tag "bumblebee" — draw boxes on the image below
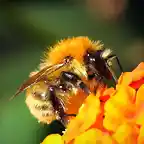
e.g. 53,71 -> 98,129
11,37 -> 123,125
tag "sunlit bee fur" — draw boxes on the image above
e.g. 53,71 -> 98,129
11,36 -> 123,125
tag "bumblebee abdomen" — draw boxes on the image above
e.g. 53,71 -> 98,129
25,91 -> 59,124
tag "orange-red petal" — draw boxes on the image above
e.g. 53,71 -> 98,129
63,94 -> 101,143
118,62 -> 144,89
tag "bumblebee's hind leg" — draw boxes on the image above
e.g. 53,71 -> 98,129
64,114 -> 77,117
55,71 -> 91,125
49,86 -> 76,126
49,71 -> 91,126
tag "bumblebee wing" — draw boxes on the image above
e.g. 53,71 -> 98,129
10,56 -> 73,100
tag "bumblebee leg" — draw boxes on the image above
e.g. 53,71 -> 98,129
49,86 -> 75,126
107,55 -> 123,73
60,71 -> 90,95
105,55 -> 123,84
49,86 -> 66,125
105,62 -> 117,84
64,113 -> 77,117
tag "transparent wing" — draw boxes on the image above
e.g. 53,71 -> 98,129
10,56 -> 73,100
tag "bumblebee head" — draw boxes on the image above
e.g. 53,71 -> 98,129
84,48 -> 123,82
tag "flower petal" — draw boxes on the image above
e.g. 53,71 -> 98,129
138,125 -> 144,144
135,84 -> 144,126
78,94 -> 100,131
118,72 -> 144,87
103,85 -> 136,131
118,62 -> 144,88
99,87 -> 115,102
74,128 -> 103,144
112,123 -> 139,144
118,72 -> 132,86
104,85 -> 136,116
136,84 -> 144,107
63,94 -> 101,143
115,85 -> 136,106
129,78 -> 144,89
74,128 -> 114,144
66,90 -> 87,116
132,62 -> 144,72
103,87 -> 115,96
103,115 -> 122,132
41,134 -> 64,144
136,106 -> 144,126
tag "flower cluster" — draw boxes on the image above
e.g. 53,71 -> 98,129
42,62 -> 144,144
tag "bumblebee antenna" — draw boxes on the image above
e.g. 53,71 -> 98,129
105,62 -> 118,84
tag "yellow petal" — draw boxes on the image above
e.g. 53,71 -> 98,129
74,128 -> 115,144
74,128 -> 103,144
112,123 -> 139,144
138,125 -> 144,144
104,99 -> 122,118
118,72 -> 133,86
135,85 -> 144,125
78,94 -> 100,132
118,62 -> 144,86
63,94 -> 101,143
136,108 -> 144,126
103,112 -> 122,132
114,85 -> 136,106
102,134 -> 115,144
132,62 -> 144,72
103,98 -> 123,131
103,86 -> 136,131
136,84 -> 144,107
41,134 -> 64,144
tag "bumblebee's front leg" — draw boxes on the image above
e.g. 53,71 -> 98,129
60,71 -> 90,95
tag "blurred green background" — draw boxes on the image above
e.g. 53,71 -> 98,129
0,0 -> 143,143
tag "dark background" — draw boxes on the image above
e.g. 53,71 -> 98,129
0,0 -> 144,143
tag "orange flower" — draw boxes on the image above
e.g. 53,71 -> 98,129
42,62 -> 144,144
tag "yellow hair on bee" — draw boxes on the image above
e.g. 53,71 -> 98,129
42,36 -> 104,66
